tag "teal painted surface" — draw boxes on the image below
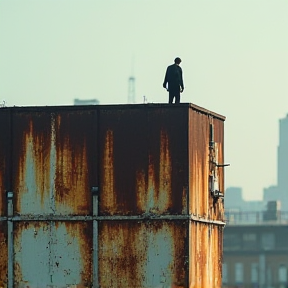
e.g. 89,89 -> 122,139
14,222 -> 92,287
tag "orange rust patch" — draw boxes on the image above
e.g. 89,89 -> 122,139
14,114 -> 52,213
99,220 -> 188,288
136,169 -> 147,211
158,130 -> 172,211
102,130 -> 116,213
136,130 -> 172,213
0,223 -> 7,287
54,112 -> 94,215
189,222 -> 223,288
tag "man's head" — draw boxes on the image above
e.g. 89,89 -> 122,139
174,57 -> 181,65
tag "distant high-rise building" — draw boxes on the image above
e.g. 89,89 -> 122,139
263,114 -> 288,210
128,76 -> 136,104
227,114 -> 288,212
263,185 -> 279,202
278,115 -> 288,192
223,114 -> 288,288
74,98 -> 99,105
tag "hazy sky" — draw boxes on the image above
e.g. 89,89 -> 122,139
1,0 -> 288,200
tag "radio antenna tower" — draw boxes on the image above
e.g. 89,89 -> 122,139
128,55 -> 136,104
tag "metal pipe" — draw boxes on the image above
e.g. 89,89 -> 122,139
92,187 -> 99,288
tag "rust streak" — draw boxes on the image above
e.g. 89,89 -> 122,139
99,221 -> 187,288
54,112 -> 92,215
158,130 -> 172,213
136,130 -> 172,214
136,169 -> 146,212
102,130 -> 116,213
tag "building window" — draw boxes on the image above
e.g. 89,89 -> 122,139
222,262 -> 228,284
243,233 -> 257,250
279,265 -> 287,283
261,233 -> 275,250
251,263 -> 258,284
224,233 -> 241,250
235,262 -> 244,285
267,267 -> 272,287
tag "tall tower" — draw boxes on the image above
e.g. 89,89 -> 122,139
128,76 -> 136,104
263,114 -> 288,210
278,115 -> 288,191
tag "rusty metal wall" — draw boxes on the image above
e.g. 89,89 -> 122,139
188,105 -> 225,221
0,109 -> 10,287
99,106 -> 189,216
13,221 -> 93,286
1,108 -> 97,288
189,222 -> 223,288
99,220 -> 188,287
187,105 -> 225,288
0,104 -> 225,288
12,109 -> 97,216
0,109 -> 10,217
212,113 -> 225,221
97,106 -> 190,287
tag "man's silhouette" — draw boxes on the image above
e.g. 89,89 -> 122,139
163,57 -> 184,104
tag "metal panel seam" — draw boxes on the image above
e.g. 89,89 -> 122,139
9,215 -> 226,225
190,215 -> 226,226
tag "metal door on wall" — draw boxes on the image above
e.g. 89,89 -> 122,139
0,108 -> 98,288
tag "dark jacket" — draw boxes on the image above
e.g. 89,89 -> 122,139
163,64 -> 184,92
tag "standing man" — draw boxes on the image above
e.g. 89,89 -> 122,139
163,57 -> 184,104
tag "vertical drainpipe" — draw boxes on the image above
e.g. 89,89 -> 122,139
7,191 -> 14,288
92,186 -> 99,288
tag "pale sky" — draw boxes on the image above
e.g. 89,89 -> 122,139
1,0 -> 288,201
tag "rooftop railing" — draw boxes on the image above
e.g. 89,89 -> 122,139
224,210 -> 288,225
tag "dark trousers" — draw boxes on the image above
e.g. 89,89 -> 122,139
168,90 -> 180,104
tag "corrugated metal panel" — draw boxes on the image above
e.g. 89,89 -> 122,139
188,109 -> 209,217
188,107 -> 225,221
189,222 -> 223,288
99,220 -> 188,288
99,107 -> 189,216
213,117 -> 225,221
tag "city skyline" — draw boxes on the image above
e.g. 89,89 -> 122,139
226,113 -> 288,207
1,1 -> 288,201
